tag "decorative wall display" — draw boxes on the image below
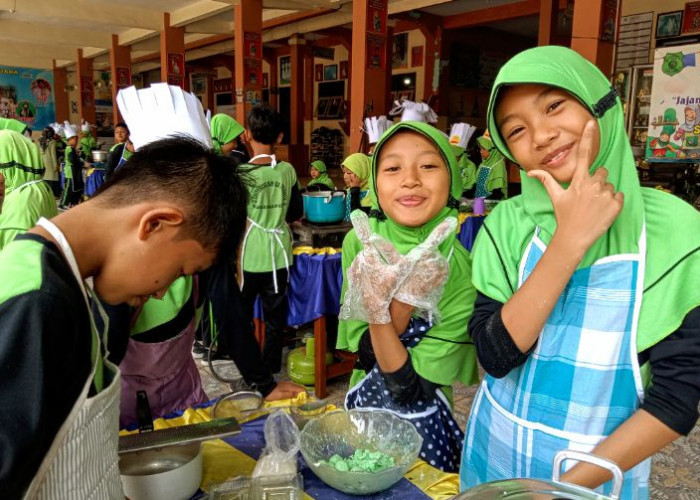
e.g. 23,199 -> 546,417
244,32 -> 262,58
167,75 -> 183,87
280,56 -> 291,85
367,34 -> 386,70
324,64 -> 338,81
167,53 -> 184,76
646,43 -> 700,160
366,0 -> 388,71
116,67 -> 131,88
244,57 -> 261,86
315,64 -> 323,82
392,32 -> 408,69
681,1 -> 700,35
0,65 -> 56,130
316,97 -> 330,118
657,11 -> 683,39
615,12 -> 653,69
80,76 -> 94,108
599,0 -> 618,42
367,0 -> 387,34
262,72 -> 269,88
310,126 -> 345,170
326,97 -> 342,118
411,46 -> 424,67
339,61 -> 348,80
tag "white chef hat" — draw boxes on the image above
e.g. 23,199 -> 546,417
363,115 -> 390,145
389,99 -> 438,124
63,121 -> 77,139
117,83 -> 212,151
49,122 -> 62,135
205,109 -> 212,129
81,120 -> 90,133
448,122 -> 477,150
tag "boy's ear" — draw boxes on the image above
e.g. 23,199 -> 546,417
137,207 -> 185,241
276,132 -> 284,144
243,129 -> 252,143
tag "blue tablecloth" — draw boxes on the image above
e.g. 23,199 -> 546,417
255,215 -> 485,327
85,169 -> 105,197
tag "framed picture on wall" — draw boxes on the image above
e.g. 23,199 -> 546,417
316,97 -> 330,118
315,64 -> 323,82
326,96 -> 342,118
392,32 -> 408,69
681,2 -> 700,35
657,11 -> 683,38
339,61 -> 348,79
280,56 -> 291,85
324,64 -> 338,81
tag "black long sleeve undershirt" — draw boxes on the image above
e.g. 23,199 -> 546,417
469,291 -> 700,435
286,183 -> 303,223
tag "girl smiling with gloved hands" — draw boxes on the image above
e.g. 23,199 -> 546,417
339,121 -> 479,472
460,47 -> 700,499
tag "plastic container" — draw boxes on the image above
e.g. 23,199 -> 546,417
302,191 -> 346,223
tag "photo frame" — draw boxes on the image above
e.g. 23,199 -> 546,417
392,32 -> 408,69
167,53 -> 184,76
316,97 -> 330,118
339,61 -> 348,79
262,72 -> 269,88
681,2 -> 700,35
280,56 -> 291,85
326,96 -> 342,118
324,64 -> 338,81
315,64 -> 323,82
656,11 -> 683,39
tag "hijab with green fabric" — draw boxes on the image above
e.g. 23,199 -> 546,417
342,153 -> 373,208
0,118 -> 28,135
0,130 -> 57,250
307,160 -> 334,190
452,144 -> 477,192
475,133 -> 508,197
472,45 -> 700,354
338,121 -> 479,392
210,114 -> 244,155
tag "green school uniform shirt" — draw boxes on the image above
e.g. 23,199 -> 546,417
240,160 -> 298,273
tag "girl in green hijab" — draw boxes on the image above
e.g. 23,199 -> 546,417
474,130 -> 507,199
210,113 -> 246,158
460,46 -> 700,499
0,130 -> 58,250
306,160 -> 334,191
341,152 -> 372,220
338,121 -> 479,472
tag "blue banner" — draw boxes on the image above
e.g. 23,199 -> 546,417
0,65 -> 56,132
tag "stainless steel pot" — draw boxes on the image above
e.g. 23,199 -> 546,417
119,442 -> 203,500
91,150 -> 108,162
453,450 -> 623,500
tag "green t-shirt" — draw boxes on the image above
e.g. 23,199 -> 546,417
240,160 -> 298,273
0,181 -> 57,251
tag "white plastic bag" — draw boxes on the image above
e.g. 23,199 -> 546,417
252,411 -> 300,478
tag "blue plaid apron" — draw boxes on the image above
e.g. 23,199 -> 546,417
461,227 -> 649,499
345,319 -> 465,472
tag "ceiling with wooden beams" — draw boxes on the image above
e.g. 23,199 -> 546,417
0,0 -> 532,72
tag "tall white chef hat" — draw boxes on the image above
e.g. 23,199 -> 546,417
448,122 -> 477,150
81,120 -> 90,133
389,99 -> 438,124
363,115 -> 390,145
63,121 -> 77,140
116,83 -> 212,151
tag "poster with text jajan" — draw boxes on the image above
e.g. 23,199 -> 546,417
0,65 -> 56,131
646,43 -> 700,160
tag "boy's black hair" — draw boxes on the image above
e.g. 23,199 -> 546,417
246,105 -> 282,145
114,122 -> 129,133
94,135 -> 248,257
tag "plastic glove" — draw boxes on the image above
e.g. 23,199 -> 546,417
340,211 -> 411,324
394,217 -> 457,324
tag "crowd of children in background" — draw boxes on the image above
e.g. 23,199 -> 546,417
0,45 -> 698,500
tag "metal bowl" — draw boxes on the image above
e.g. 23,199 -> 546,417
119,442 -> 203,500
300,409 -> 422,495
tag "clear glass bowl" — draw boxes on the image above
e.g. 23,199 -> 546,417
299,409 -> 422,495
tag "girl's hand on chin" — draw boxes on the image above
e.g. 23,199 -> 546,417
527,120 -> 624,255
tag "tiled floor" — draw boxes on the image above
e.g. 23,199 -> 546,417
198,347 -> 700,498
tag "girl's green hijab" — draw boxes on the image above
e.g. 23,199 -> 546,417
342,152 -> 373,208
210,114 -> 244,155
338,121 -> 479,389
475,132 -> 508,197
0,118 -> 28,135
474,46 -> 700,352
0,129 -> 44,193
307,160 -> 334,190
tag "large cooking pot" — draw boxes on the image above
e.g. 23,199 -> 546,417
303,191 -> 346,223
453,450 -> 623,500
91,150 -> 108,163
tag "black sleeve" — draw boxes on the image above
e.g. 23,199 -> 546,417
104,144 -> 124,181
203,262 -> 277,397
286,183 -> 303,223
67,148 -> 85,190
349,187 -> 362,212
357,330 -> 440,405
468,291 -> 535,378
488,190 -> 505,200
0,292 -> 91,499
639,306 -> 700,435
101,301 -> 133,366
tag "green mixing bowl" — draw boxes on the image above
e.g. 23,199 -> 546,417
300,409 -> 422,495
